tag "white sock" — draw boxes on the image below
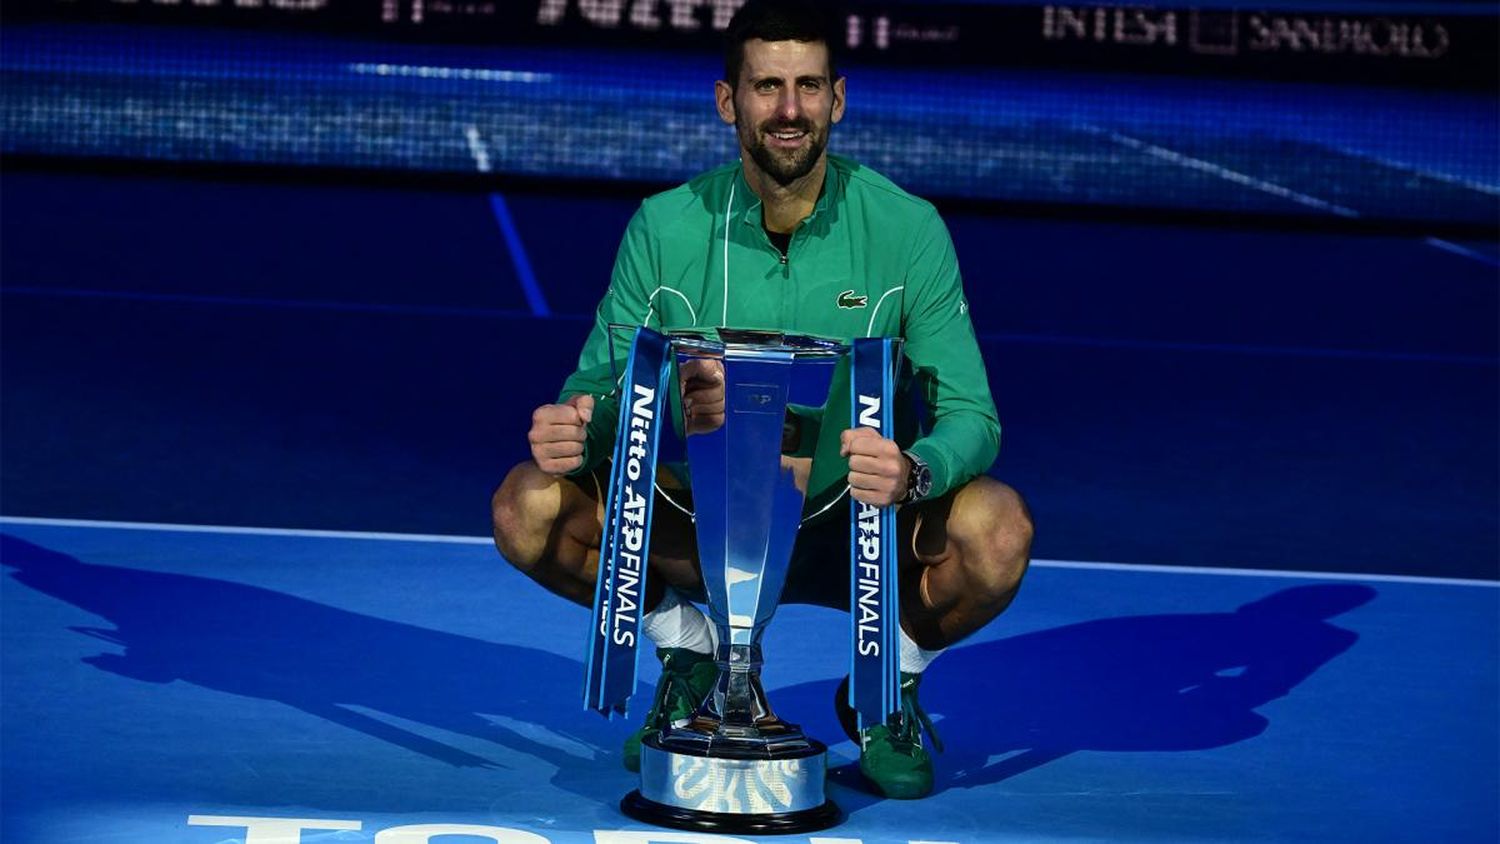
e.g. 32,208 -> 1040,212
899,627 -> 945,675
641,588 -> 717,655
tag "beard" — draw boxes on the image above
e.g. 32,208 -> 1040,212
739,115 -> 828,187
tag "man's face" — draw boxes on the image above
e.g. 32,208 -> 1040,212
716,39 -> 845,188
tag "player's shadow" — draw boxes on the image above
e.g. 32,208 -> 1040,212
0,533 -> 628,805
774,581 -> 1375,800
3,533 -> 1374,811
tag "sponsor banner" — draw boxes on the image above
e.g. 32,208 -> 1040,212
849,336 -> 902,730
584,326 -> 671,717
8,0 -> 1495,88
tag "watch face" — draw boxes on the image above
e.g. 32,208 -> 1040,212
905,451 -> 932,501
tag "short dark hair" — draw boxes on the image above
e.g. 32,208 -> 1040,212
722,0 -> 840,88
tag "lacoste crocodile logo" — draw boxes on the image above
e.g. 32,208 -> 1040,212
837,290 -> 868,309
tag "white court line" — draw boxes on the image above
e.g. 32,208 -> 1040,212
2,516 -> 1493,588
347,63 -> 554,84
1424,237 -> 1500,269
463,125 -> 492,173
1084,124 -> 1362,218
1083,124 -> 1498,269
0,515 -> 493,545
1342,149 -> 1500,197
1036,558 -> 1497,589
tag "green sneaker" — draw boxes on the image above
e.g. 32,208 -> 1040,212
835,672 -> 944,799
622,648 -> 718,772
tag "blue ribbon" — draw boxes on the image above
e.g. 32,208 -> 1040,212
849,337 -> 902,730
585,326 -> 671,717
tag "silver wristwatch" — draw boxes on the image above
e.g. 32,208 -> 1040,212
899,450 -> 932,505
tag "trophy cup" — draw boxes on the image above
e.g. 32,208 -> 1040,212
585,327 -> 903,834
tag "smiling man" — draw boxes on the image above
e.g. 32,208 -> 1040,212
492,0 -> 1033,800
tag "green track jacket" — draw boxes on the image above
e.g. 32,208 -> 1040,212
559,154 -> 1000,510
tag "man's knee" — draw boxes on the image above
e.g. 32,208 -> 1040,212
491,461 -> 574,573
950,478 -> 1034,604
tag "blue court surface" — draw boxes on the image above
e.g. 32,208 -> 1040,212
1,518 -> 1495,843
3,170 -> 1496,579
0,172 -> 1495,839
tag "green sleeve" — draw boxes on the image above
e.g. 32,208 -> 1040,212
901,210 -> 1001,498
558,204 -> 658,476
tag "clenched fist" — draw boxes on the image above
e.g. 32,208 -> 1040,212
528,394 -> 594,476
679,357 -> 726,437
841,426 -> 909,506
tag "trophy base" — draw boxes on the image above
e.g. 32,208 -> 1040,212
629,735 -> 839,832
621,790 -> 841,834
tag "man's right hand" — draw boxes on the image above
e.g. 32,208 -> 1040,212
528,394 -> 594,476
679,357 -> 726,437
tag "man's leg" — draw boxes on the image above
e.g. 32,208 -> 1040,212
900,476 -> 1033,650
844,476 -> 1033,799
490,461 -> 706,609
491,461 -> 610,608
490,460 -> 718,771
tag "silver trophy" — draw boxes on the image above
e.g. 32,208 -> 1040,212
619,328 -> 846,833
588,326 -> 901,832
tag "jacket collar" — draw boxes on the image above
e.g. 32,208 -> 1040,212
733,157 -> 839,230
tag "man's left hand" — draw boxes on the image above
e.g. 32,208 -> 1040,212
841,427 -> 908,506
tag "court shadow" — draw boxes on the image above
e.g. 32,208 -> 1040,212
0,533 -> 626,805
2,533 -> 1376,810
773,582 -> 1376,796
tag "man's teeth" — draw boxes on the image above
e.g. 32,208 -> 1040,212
773,131 -> 806,139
